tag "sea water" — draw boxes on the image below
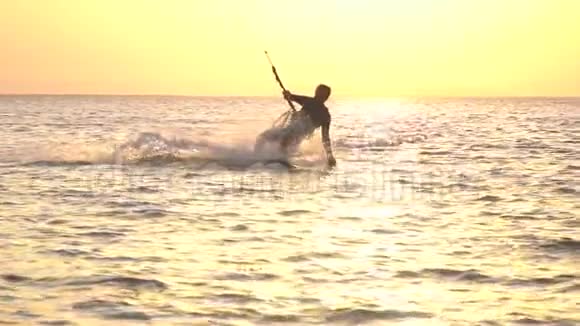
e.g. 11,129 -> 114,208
0,95 -> 578,325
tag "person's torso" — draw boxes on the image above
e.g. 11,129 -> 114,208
300,98 -> 330,128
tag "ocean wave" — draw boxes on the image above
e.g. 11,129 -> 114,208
559,284 -> 580,293
507,274 -> 576,286
44,248 -> 91,257
370,228 -> 399,234
500,214 -> 540,220
21,160 -> 95,167
229,224 -> 249,231
334,134 -> 427,149
19,153 -> 305,171
419,150 -> 452,156
212,272 -> 279,281
395,268 -> 576,289
2,274 -> 31,283
395,268 -> 495,283
1,274 -> 168,291
187,307 -> 261,320
132,207 -> 171,218
283,251 -> 349,263
555,186 -> 577,194
477,195 -> 503,202
259,314 -> 302,323
79,231 -> 126,238
103,311 -> 151,321
213,293 -> 264,304
278,209 -> 313,216
72,299 -> 151,321
539,238 -> 580,253
86,255 -> 165,263
325,308 -> 433,323
64,276 -> 168,290
72,299 -> 131,310
509,312 -> 577,326
38,320 -> 73,325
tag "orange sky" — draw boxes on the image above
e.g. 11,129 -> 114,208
1,0 -> 579,97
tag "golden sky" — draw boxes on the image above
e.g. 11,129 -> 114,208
1,0 -> 579,97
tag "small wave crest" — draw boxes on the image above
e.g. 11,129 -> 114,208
1,274 -> 167,291
334,133 -> 427,149
539,238 -> 580,253
325,308 -> 433,323
395,268 -> 495,283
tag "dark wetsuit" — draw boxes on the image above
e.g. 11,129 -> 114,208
287,94 -> 332,150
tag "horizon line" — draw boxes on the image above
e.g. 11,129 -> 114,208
0,93 -> 579,99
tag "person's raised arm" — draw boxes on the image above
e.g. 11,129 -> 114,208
283,90 -> 311,106
321,122 -> 336,167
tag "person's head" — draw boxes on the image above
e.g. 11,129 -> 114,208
314,84 -> 331,102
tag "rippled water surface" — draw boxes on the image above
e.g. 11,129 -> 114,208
0,96 -> 578,325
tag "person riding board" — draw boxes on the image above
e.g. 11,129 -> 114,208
255,84 -> 336,167
256,52 -> 336,167
282,85 -> 336,167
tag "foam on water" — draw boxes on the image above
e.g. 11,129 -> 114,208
5,129 -> 327,169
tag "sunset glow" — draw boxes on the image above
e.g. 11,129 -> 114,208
1,0 -> 579,96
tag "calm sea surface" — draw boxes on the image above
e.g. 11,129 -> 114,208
0,96 -> 578,325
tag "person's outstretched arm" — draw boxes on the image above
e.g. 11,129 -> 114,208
283,90 -> 311,106
321,122 -> 336,167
